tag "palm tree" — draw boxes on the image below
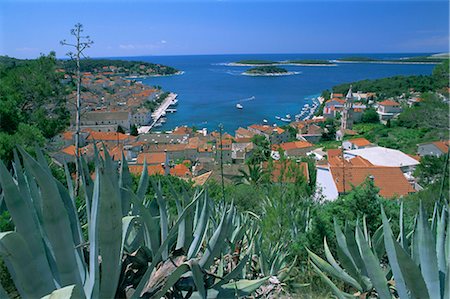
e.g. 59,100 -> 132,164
235,163 -> 268,185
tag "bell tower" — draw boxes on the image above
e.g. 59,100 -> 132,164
340,86 -> 354,132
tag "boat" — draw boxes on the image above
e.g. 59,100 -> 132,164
286,114 -> 291,119
170,99 -> 178,106
275,116 -> 281,120
263,119 -> 268,123
236,104 -> 243,109
280,118 -> 292,123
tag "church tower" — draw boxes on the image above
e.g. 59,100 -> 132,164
340,86 -> 354,132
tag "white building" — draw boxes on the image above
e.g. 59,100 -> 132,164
344,146 -> 420,173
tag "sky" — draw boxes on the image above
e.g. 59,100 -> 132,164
0,0 -> 448,58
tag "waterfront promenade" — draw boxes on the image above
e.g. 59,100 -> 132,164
145,93 -> 177,129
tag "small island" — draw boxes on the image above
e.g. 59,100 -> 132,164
243,66 -> 297,76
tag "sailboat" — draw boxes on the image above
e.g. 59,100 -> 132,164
236,103 -> 243,109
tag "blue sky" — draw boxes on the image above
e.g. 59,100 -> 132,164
0,0 -> 448,58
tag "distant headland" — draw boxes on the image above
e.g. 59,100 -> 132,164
229,59 -> 336,67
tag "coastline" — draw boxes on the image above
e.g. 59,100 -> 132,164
334,60 -> 440,65
126,70 -> 185,79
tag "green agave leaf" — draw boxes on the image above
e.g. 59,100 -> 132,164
175,195 -> 186,250
333,220 -> 359,275
417,203 -> 440,299
122,216 -> 138,256
85,168 -> 100,299
40,284 -> 86,299
133,192 -> 201,298
372,225 -> 385,260
323,238 -> 363,291
0,160 -> 55,293
212,255 -> 250,289
97,161 -> 123,299
307,246 -> 361,291
354,226 -> 391,299
381,207 -> 409,299
199,204 -> 231,268
79,155 -> 93,222
345,224 -> 367,278
188,194 -> 210,259
309,261 -> 354,299
0,231 -> 57,299
119,154 -> 132,216
63,162 -> 74,203
19,149 -> 82,287
136,159 -> 149,202
392,238 -> 430,299
399,201 -> 407,250
191,261 -> 206,299
219,277 -> 268,294
436,208 -> 446,274
151,179 -> 169,260
130,194 -> 160,255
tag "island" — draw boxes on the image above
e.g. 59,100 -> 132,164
60,58 -> 181,77
243,66 -> 296,76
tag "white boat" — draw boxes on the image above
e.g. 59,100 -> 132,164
275,116 -> 281,120
236,104 -> 243,109
286,114 -> 291,119
280,118 -> 292,123
263,119 -> 268,123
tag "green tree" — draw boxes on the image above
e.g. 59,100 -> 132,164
130,124 -> 139,136
117,125 -> 126,134
360,107 -> 379,123
0,53 -> 68,162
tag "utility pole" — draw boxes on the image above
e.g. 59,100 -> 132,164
61,23 -> 93,195
219,123 -> 225,201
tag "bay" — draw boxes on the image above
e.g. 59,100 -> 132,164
117,53 -> 436,133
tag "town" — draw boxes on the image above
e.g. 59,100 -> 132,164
51,63 -> 450,202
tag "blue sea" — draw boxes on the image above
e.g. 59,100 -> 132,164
118,53 -> 436,133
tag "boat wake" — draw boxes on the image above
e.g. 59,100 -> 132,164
234,96 -> 255,104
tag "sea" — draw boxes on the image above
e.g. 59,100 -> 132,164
117,53 -> 436,133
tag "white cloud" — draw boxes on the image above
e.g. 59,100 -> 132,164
160,40 -> 167,44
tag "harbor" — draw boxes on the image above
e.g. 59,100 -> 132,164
138,92 -> 178,134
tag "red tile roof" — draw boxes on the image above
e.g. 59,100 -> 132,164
347,138 -> 372,147
274,141 -> 314,151
330,165 -> 415,198
128,165 -> 165,176
87,131 -> 131,142
136,152 -> 167,164
379,100 -> 400,106
170,164 -> 191,177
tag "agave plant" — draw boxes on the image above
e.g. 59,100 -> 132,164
0,147 -> 268,298
308,203 -> 450,299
